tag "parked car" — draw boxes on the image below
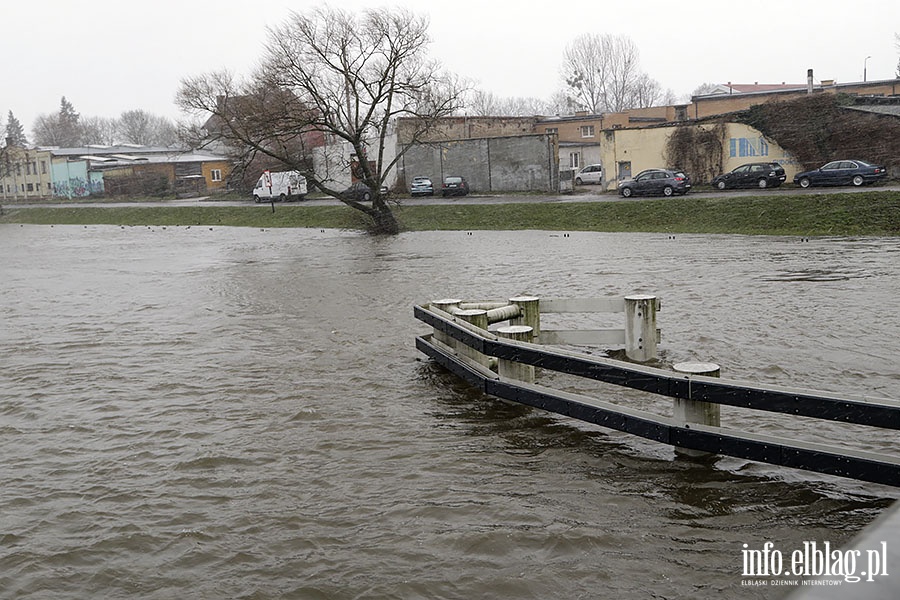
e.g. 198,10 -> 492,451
575,164 -> 603,185
409,176 -> 434,196
441,176 -> 469,197
793,160 -> 888,188
618,169 -> 691,197
341,181 -> 375,201
711,162 -> 786,190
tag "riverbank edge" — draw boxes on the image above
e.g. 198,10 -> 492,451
2,191 -> 899,237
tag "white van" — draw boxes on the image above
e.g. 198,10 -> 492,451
253,170 -> 308,202
575,164 -> 603,185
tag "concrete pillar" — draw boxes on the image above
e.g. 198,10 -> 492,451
456,308 -> 489,367
673,362 -> 721,458
624,294 -> 658,362
430,298 -> 461,349
509,296 -> 540,339
496,325 -> 535,383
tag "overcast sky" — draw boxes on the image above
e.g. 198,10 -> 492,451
4,0 -> 899,136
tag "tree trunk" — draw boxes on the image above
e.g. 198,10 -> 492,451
368,200 -> 400,235
341,197 -> 400,235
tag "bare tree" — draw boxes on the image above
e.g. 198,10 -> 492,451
118,110 -> 178,146
561,34 -> 667,113
465,90 -> 553,116
895,33 -> 900,77
691,83 -> 720,97
177,6 -> 464,234
81,116 -> 119,145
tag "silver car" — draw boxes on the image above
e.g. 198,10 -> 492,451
409,176 -> 434,196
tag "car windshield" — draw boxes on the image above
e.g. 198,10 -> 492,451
855,160 -> 876,167
445,177 -> 462,183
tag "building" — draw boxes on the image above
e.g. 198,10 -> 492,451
0,146 -> 54,200
49,145 -> 233,198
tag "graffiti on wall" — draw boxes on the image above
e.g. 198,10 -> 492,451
53,177 -> 104,198
729,137 -> 769,158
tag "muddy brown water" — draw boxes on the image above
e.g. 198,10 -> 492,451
1,225 -> 898,599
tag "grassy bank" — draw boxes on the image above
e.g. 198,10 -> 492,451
2,191 -> 899,236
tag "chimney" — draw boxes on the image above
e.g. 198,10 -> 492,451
807,69 -> 814,94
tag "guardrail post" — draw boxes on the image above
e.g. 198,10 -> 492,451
455,308 -> 490,367
624,295 -> 658,362
496,325 -> 535,383
673,362 -> 721,458
430,298 -> 461,349
509,296 -> 540,340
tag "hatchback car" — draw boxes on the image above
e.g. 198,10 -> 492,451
340,181 -> 387,201
712,162 -> 786,190
793,160 -> 887,188
618,169 -> 691,197
441,176 -> 469,197
409,176 -> 434,197
575,164 -> 603,185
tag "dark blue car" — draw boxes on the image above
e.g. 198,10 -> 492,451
793,159 -> 887,188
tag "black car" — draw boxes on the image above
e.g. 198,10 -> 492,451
340,181 -> 389,201
441,176 -> 469,197
793,160 -> 888,188
712,162 -> 786,190
618,169 -> 691,197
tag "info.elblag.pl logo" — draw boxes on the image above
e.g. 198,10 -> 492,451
742,541 -> 889,585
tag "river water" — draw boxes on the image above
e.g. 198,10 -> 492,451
1,224 -> 899,599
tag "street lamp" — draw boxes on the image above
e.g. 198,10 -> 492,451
864,56 -> 871,82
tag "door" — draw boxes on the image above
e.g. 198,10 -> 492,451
618,161 -> 632,181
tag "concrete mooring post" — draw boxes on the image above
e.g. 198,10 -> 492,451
430,298 -> 461,350
672,362 -> 721,458
624,295 -> 658,362
455,308 -> 490,368
496,325 -> 535,383
509,296 -> 540,340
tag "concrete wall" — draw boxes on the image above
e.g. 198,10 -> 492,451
399,133 -> 558,193
396,116 -> 541,144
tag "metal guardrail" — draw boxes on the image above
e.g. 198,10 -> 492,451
414,300 -> 900,487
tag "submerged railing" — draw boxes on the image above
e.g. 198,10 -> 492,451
414,296 -> 900,487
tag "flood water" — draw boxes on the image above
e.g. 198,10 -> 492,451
2,224 -> 899,599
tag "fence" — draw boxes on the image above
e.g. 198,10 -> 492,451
414,295 -> 900,487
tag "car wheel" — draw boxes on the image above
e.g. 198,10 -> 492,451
798,177 -> 811,188
279,194 -> 286,202
662,186 -> 673,197
716,180 -> 726,190
362,191 -> 371,201
852,175 -> 864,186
757,179 -> 768,189
621,187 -> 633,198
253,195 -> 261,203
575,178 -> 583,185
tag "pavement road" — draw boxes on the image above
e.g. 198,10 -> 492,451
6,183 -> 900,210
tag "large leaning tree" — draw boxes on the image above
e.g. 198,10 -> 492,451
177,6 -> 464,234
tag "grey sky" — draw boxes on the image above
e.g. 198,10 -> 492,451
4,0 -> 898,135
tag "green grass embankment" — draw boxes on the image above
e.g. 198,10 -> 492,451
2,191 -> 899,236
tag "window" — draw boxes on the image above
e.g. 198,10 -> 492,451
210,169 -> 222,182
580,125 -> 595,138
26,162 -> 32,175
545,127 -> 558,134
569,153 -> 580,169
41,161 -> 47,174
26,183 -> 34,191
